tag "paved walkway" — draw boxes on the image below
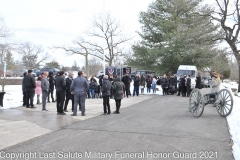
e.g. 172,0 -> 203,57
0,89 -> 233,160
0,95 -> 152,150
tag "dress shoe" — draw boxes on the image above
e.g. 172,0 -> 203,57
113,111 -> 120,114
71,114 -> 77,116
26,106 -> 30,108
81,113 -> 86,116
103,113 -> 107,115
63,110 -> 68,112
31,106 -> 36,109
107,112 -> 111,115
57,112 -> 66,115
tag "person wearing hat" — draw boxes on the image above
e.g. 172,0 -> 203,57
211,72 -> 221,93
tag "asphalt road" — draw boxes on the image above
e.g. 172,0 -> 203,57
1,93 -> 233,160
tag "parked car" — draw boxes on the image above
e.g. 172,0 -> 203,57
13,69 -> 36,77
38,68 -> 60,76
201,76 -> 211,88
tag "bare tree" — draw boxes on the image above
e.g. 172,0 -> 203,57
87,57 -> 103,76
18,42 -> 48,69
0,18 -> 11,38
205,0 -> 240,91
85,13 -> 132,66
54,38 -> 91,76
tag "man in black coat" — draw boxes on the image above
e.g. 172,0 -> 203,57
195,73 -> 202,89
55,71 -> 66,115
181,75 -> 187,97
186,75 -> 191,97
102,75 -> 112,115
64,72 -> 74,112
22,72 -> 27,107
133,74 -> 140,96
47,71 -> 55,102
121,74 -> 131,98
24,70 -> 36,108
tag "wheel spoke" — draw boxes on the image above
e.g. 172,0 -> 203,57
224,95 -> 230,101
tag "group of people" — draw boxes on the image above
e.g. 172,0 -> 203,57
22,70 -> 126,116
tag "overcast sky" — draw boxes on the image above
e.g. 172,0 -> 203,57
0,0 -> 153,68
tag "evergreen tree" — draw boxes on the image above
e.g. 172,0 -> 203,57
128,0 -> 221,74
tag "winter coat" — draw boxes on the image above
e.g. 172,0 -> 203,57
22,75 -> 27,92
112,78 -> 125,100
140,76 -> 146,87
146,77 -> 152,88
173,76 -> 177,84
161,77 -> 168,89
89,81 -> 97,90
35,81 -> 42,95
24,74 -> 36,91
186,77 -> 191,87
195,76 -> 201,89
121,75 -> 131,86
55,76 -> 66,92
181,76 -> 186,85
134,77 -> 140,86
102,79 -> 112,97
41,76 -> 49,92
66,77 -> 73,94
48,74 -> 55,90
211,77 -> 220,92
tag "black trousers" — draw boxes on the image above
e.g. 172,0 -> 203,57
26,91 -> 34,107
125,85 -> 130,97
181,85 -> 186,97
48,89 -> 54,101
186,86 -> 191,97
115,99 -> 122,113
103,95 -> 110,113
64,92 -> 74,111
56,91 -> 65,113
23,91 -> 27,105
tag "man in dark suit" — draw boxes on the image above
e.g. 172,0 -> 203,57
121,74 -> 131,98
22,72 -> 27,106
55,71 -> 66,115
24,70 -> 36,108
70,71 -> 89,116
64,72 -> 74,112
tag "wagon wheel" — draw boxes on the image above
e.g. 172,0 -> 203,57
215,89 -> 233,117
189,89 -> 205,117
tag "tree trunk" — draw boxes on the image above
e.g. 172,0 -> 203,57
85,52 -> 89,77
238,61 -> 240,92
229,43 -> 240,92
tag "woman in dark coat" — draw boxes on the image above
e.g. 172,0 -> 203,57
195,73 -> 201,89
112,77 -> 125,114
48,71 -> 55,102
